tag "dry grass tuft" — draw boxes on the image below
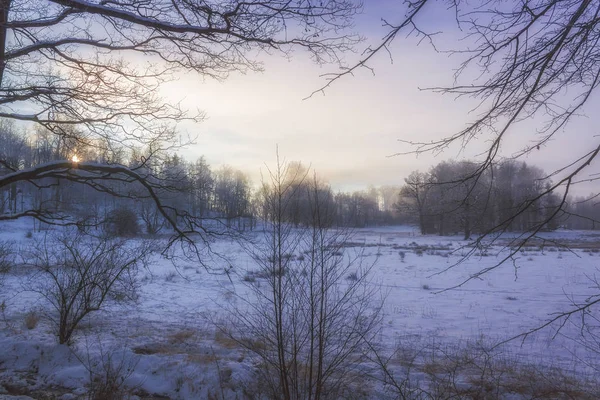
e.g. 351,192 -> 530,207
168,328 -> 196,344
383,339 -> 600,399
24,310 -> 40,330
214,329 -> 239,349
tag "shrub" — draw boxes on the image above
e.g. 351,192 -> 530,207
29,232 -> 150,344
104,207 -> 140,237
75,339 -> 140,400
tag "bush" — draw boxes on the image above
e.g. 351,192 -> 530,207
29,232 -> 150,344
74,338 -> 140,400
104,207 -> 140,237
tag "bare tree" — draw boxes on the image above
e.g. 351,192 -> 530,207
213,165 -> 252,229
139,198 -> 166,235
27,231 -> 151,344
189,156 -> 214,222
397,171 -> 432,234
222,159 -> 382,399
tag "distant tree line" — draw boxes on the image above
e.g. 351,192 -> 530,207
396,160 -> 600,236
0,122 -> 402,232
3,120 -> 598,234
563,195 -> 600,231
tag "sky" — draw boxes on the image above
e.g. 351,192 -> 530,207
161,0 -> 600,195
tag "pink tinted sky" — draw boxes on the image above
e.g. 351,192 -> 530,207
163,0 -> 600,195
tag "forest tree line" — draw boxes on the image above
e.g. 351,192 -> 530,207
396,160 -> 600,237
0,122 -> 400,232
1,121 -> 599,234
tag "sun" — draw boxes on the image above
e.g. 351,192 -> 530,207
72,155 -> 80,163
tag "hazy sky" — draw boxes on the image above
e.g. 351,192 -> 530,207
163,1 -> 600,194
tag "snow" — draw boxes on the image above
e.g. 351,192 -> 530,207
1,220 -> 599,397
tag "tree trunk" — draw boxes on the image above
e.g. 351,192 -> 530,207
0,0 -> 11,86
464,199 -> 471,240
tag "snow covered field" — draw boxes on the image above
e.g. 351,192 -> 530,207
0,219 -> 599,398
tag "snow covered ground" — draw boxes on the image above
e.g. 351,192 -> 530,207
0,219 -> 599,398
